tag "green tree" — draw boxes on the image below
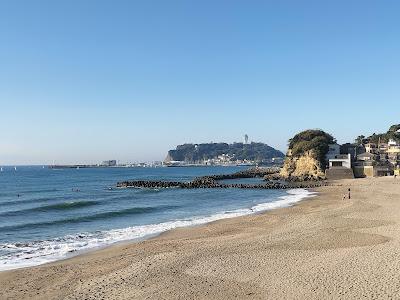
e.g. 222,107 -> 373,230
288,129 -> 335,170
355,135 -> 365,145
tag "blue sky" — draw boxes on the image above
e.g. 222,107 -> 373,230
0,1 -> 399,165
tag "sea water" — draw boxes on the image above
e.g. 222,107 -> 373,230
0,166 -> 314,270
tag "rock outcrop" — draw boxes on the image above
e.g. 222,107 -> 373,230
280,129 -> 335,181
280,150 -> 325,180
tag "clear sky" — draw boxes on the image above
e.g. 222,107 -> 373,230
0,1 -> 399,165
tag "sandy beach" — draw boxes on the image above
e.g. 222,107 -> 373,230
1,177 -> 400,299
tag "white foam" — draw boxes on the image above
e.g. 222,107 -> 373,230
0,189 -> 315,271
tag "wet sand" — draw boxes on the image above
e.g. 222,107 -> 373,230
1,177 -> 400,299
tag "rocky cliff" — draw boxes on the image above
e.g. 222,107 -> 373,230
280,130 -> 335,180
280,150 -> 325,180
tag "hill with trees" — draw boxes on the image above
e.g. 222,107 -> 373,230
281,129 -> 336,180
165,142 -> 284,163
355,124 -> 400,145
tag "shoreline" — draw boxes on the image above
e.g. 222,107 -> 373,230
1,177 -> 400,299
0,188 -> 314,272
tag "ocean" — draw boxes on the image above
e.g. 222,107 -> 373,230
0,166 -> 314,271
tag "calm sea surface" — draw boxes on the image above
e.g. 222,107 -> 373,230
0,166 -> 313,270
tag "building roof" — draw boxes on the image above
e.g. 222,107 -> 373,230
330,154 -> 350,160
357,152 -> 375,159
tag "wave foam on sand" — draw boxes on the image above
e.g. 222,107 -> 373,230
0,189 -> 315,271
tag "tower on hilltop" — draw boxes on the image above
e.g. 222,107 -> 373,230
244,134 -> 249,144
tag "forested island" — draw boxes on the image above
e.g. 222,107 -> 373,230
164,142 -> 284,166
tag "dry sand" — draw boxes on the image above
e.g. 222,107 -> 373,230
1,177 -> 400,299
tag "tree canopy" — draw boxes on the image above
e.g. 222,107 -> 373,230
365,124 -> 400,144
288,129 -> 336,167
166,142 -> 284,163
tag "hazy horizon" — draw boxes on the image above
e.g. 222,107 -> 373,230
1,1 -> 399,165
2,124 -> 398,166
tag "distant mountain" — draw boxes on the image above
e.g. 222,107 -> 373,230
165,142 -> 284,163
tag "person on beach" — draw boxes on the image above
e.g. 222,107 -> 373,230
348,188 -> 351,199
342,194 -> 347,200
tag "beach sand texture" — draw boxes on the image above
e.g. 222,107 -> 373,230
1,177 -> 400,299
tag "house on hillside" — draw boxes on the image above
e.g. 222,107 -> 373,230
387,139 -> 400,167
328,154 -> 352,168
353,151 -> 393,178
378,143 -> 389,153
365,143 -> 378,154
348,125 -> 400,178
357,152 -> 376,162
325,147 -> 354,180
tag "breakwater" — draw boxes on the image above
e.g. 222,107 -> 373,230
117,167 -> 327,190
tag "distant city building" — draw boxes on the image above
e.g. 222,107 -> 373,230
102,160 -> 117,167
271,157 -> 284,163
